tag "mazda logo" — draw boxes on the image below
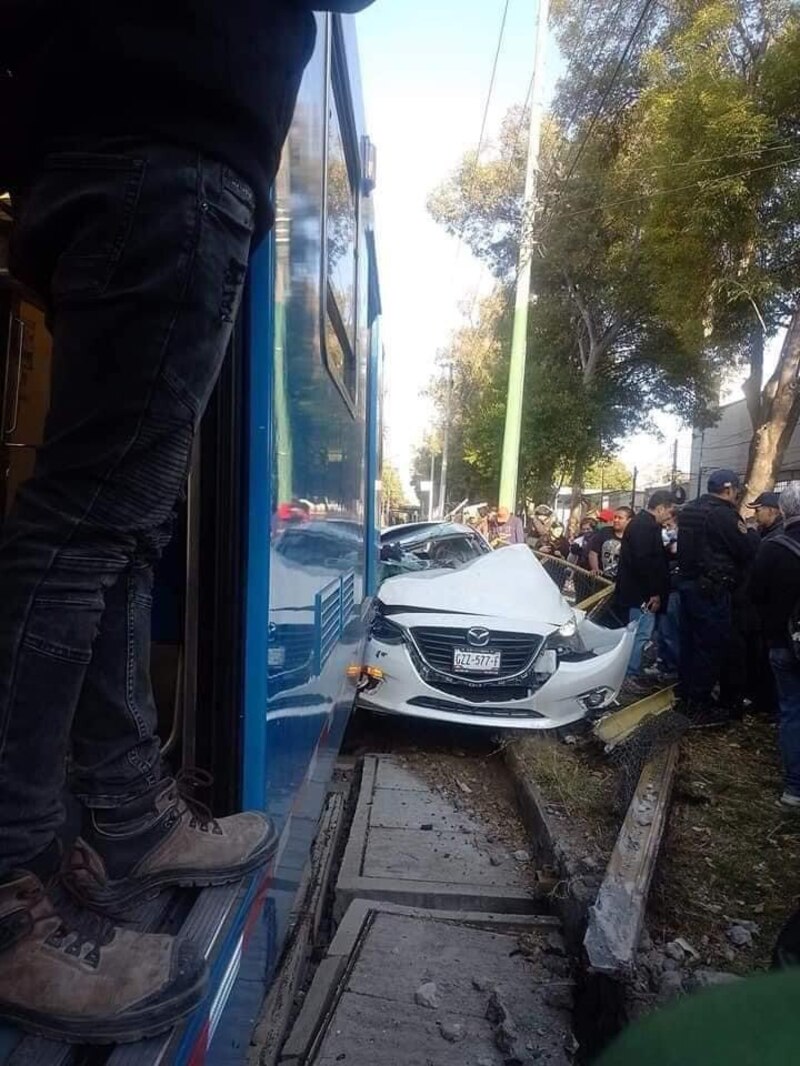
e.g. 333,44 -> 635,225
466,627 -> 491,647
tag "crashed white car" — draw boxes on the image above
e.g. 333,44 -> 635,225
359,531 -> 634,730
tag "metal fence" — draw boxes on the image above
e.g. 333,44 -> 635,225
532,551 -> 615,619
533,548 -> 692,808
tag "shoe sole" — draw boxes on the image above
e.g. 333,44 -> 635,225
0,963 -> 207,1044
77,823 -> 279,908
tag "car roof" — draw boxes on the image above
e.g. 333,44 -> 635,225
380,521 -> 478,547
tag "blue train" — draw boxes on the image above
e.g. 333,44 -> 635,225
0,11 -> 381,1064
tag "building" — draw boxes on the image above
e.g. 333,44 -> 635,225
689,398 -> 800,497
552,481 -> 689,526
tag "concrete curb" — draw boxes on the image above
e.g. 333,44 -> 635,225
584,743 -> 678,977
503,742 -> 602,952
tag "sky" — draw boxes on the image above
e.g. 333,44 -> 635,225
356,0 -> 559,490
354,0 -> 774,497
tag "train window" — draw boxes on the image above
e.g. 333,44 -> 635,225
323,38 -> 359,408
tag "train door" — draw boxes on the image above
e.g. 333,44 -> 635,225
0,203 -> 245,819
0,190 -> 257,1064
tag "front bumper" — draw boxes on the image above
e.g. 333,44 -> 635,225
357,622 -> 635,730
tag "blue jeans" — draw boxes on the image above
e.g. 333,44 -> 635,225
657,591 -> 681,673
0,145 -> 255,874
627,607 -> 656,676
769,648 -> 800,796
678,579 -> 732,703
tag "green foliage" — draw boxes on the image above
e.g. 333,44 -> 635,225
380,461 -> 407,511
626,3 -> 800,356
584,457 -> 634,492
424,0 -> 799,501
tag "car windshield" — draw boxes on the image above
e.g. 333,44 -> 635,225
380,525 -> 489,578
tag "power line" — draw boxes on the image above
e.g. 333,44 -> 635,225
463,0 -> 606,329
474,0 -> 512,170
558,0 -> 627,137
638,140 -> 799,172
551,153 -> 800,222
462,70 -> 535,329
448,0 -> 512,289
464,0 -> 614,329
497,156 -> 799,357
557,0 -> 658,191
497,0 -> 658,297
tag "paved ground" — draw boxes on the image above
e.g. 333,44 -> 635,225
278,755 -> 576,1065
336,755 -> 540,915
282,902 -> 574,1066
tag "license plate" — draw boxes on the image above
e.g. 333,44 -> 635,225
268,645 -> 286,668
453,648 -> 501,673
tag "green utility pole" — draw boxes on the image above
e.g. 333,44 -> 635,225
498,0 -> 549,512
437,363 -> 454,519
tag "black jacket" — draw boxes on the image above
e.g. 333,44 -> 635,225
677,494 -> 757,584
750,520 -> 800,648
2,1 -> 373,231
761,516 -> 784,540
615,509 -> 670,611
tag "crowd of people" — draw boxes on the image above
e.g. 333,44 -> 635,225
516,469 -> 800,810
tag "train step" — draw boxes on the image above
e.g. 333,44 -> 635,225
1,870 -> 269,1066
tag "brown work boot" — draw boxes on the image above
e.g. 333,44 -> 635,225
66,776 -> 278,908
0,871 -> 206,1043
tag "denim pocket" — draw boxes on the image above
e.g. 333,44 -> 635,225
211,169 -> 256,235
15,153 -> 146,300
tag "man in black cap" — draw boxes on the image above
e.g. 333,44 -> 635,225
750,481 -> 800,807
676,469 -> 758,725
748,491 -> 784,540
739,490 -> 783,716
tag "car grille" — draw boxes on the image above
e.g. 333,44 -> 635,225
408,696 -> 545,719
429,682 -> 532,703
410,626 -> 543,679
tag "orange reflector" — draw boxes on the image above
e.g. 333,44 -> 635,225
364,666 -> 384,681
346,664 -> 361,679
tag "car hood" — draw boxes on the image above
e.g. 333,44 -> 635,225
378,544 -> 573,628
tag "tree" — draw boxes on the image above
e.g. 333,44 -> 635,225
428,102 -> 713,514
615,4 -> 800,503
584,457 -> 633,493
427,0 -> 799,516
380,461 -> 407,520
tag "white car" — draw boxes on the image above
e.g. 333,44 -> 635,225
359,529 -> 634,731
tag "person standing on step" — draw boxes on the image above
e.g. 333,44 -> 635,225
0,0 -> 374,1044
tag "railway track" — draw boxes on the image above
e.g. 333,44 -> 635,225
249,697 -> 687,1065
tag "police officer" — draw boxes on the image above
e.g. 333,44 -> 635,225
677,469 -> 758,725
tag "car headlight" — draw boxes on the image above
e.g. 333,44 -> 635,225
544,615 -> 588,659
370,614 -> 405,645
